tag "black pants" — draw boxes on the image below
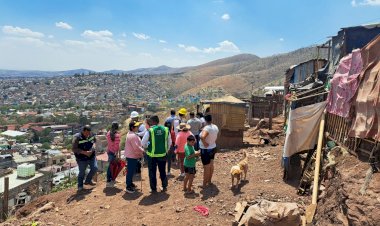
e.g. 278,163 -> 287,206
147,156 -> 168,191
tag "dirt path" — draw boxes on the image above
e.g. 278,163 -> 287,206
5,142 -> 308,226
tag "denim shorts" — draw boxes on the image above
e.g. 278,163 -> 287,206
184,166 -> 196,174
200,148 -> 215,165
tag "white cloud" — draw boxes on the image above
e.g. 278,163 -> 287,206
159,39 -> 167,43
139,52 -> 153,58
48,35 -> 54,39
133,32 -> 150,40
162,48 -> 175,52
279,38 -> 284,42
178,44 -> 202,52
203,40 -> 240,53
178,40 -> 240,54
81,30 -> 113,41
121,32 -> 127,37
2,25 -> 44,38
221,13 -> 230,21
55,22 -> 73,30
351,0 -> 380,6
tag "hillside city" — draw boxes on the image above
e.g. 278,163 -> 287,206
0,1 -> 379,224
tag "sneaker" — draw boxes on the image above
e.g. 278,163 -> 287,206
84,181 -> 96,186
125,187 -> 135,193
77,187 -> 83,192
161,187 -> 168,192
106,182 -> 114,188
150,189 -> 157,194
167,172 -> 171,176
131,183 -> 137,188
180,173 -> 185,177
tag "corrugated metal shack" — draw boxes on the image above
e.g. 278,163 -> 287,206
201,96 -> 247,149
282,23 -> 380,198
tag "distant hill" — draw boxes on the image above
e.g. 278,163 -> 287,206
0,65 -> 189,77
150,47 -> 327,98
125,65 -> 191,75
0,46 -> 326,98
0,69 -> 95,77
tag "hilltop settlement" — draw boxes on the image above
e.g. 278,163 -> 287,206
1,23 -> 380,226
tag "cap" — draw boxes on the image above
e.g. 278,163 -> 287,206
130,111 -> 139,118
178,108 -> 187,115
129,121 -> 142,128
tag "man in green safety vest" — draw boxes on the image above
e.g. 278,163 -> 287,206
142,115 -> 172,193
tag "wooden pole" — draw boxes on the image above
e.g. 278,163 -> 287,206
2,177 -> 9,220
269,99 -> 273,130
306,111 -> 326,224
312,111 -> 325,204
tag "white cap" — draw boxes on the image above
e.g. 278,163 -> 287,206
130,111 -> 139,118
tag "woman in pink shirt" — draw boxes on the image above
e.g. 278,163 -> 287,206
106,122 -> 121,187
124,121 -> 145,193
175,123 -> 193,177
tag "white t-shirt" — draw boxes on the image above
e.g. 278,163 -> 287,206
199,124 -> 219,149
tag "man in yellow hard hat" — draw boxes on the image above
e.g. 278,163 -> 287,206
173,108 -> 187,136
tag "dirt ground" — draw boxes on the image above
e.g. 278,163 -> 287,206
313,154 -> 380,226
4,122 -> 309,225
3,116 -> 379,226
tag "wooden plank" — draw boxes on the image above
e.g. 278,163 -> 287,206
235,201 -> 248,222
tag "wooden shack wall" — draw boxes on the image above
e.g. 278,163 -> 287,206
325,112 -> 375,159
209,103 -> 246,130
251,95 -> 283,119
208,103 -> 246,148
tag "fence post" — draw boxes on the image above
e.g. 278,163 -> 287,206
269,99 -> 273,130
2,177 -> 9,221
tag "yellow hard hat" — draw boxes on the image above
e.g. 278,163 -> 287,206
178,108 -> 187,115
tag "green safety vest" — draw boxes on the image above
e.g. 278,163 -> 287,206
147,125 -> 169,157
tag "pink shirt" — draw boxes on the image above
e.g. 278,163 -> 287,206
106,131 -> 121,154
124,132 -> 144,159
175,131 -> 193,153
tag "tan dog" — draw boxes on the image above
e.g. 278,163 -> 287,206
231,151 -> 248,188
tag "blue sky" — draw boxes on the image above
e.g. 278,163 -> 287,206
0,0 -> 379,71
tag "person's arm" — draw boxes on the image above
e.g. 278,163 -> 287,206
141,130 -> 150,148
131,135 -> 145,154
167,132 -> 172,150
200,129 -> 210,148
136,124 -> 146,137
185,147 -> 199,159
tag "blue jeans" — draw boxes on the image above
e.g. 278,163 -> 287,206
77,156 -> 98,188
106,152 -> 116,182
126,158 -> 138,188
147,156 -> 167,191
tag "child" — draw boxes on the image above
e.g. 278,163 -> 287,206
183,135 -> 200,193
175,123 -> 193,177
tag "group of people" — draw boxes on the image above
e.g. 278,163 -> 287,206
72,108 -> 219,194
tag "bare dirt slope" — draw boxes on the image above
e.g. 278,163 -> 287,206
5,140 -> 307,225
314,154 -> 380,226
